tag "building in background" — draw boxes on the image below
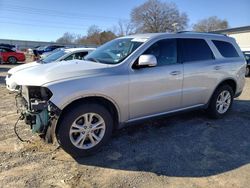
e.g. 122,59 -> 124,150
215,26 -> 250,51
0,38 -> 97,50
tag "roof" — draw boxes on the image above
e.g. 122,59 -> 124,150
0,46 -> 13,50
64,47 -> 96,52
213,26 -> 250,34
124,31 -> 229,41
122,33 -> 164,39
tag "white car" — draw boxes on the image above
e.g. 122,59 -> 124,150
5,47 -> 95,91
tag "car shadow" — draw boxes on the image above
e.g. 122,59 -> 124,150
0,67 -> 11,73
75,99 -> 250,177
0,76 -> 6,84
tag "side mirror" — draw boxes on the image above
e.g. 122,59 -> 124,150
138,55 -> 157,67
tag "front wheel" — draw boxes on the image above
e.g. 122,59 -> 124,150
56,103 -> 113,157
207,85 -> 234,118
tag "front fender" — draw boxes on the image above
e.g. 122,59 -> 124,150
44,76 -> 129,123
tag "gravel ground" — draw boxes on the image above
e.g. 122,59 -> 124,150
0,64 -> 250,188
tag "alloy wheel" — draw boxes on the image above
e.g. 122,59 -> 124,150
69,112 -> 106,149
216,90 -> 231,114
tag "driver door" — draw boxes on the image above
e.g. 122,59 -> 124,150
129,39 -> 183,120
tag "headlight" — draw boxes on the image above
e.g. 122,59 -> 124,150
28,86 -> 53,101
21,86 -> 53,102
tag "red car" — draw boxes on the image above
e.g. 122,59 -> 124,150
0,47 -> 25,64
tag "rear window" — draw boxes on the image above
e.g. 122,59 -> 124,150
212,40 -> 239,58
180,39 -> 214,62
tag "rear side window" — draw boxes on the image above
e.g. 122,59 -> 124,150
180,39 -> 214,62
212,40 -> 239,58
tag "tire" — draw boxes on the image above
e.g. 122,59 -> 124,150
7,56 -> 17,64
246,66 -> 250,77
56,103 -> 113,157
207,85 -> 234,118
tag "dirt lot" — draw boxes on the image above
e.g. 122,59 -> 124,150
0,64 -> 250,188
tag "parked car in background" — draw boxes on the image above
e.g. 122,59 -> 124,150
243,51 -> 250,76
11,32 -> 246,157
0,47 -> 25,64
40,47 -> 65,59
0,43 -> 16,50
6,47 -> 95,91
40,47 -> 95,63
34,45 -> 65,55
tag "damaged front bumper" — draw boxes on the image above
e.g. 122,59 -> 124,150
15,86 -> 61,139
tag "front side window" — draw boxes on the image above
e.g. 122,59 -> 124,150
180,38 -> 214,62
84,38 -> 144,64
64,51 -> 89,61
74,52 -> 88,60
143,39 -> 177,66
212,40 -> 239,58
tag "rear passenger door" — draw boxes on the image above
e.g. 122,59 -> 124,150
179,38 -> 217,107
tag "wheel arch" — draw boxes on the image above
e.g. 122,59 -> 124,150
215,78 -> 237,95
207,78 -> 237,107
55,95 -> 120,132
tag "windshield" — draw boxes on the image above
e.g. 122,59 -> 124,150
42,49 -> 67,63
84,38 -> 144,64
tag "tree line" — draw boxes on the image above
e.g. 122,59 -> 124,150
56,0 -> 229,45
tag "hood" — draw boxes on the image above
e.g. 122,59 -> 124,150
8,62 -> 39,74
14,60 -> 110,86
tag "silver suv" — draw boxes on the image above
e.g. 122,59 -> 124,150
13,32 -> 246,157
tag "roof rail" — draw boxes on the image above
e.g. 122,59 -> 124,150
176,31 -> 228,37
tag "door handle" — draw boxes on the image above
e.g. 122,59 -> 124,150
170,71 -> 181,75
214,66 -> 222,70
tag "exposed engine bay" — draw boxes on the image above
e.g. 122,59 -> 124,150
15,86 -> 60,141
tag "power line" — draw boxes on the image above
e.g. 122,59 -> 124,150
2,8 -> 117,23
0,21 -> 91,30
0,16 -> 108,29
1,3 -> 126,21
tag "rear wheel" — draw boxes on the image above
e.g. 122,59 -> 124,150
56,103 -> 113,157
7,56 -> 17,64
207,85 -> 234,118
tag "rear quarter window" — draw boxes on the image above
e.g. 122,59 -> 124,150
212,40 -> 239,58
